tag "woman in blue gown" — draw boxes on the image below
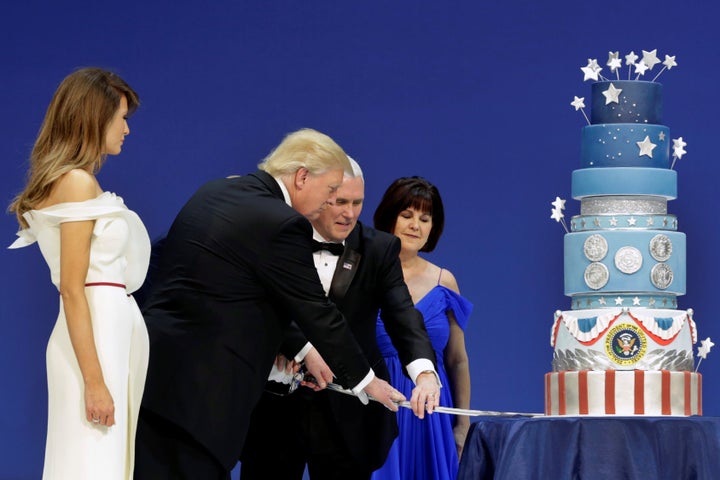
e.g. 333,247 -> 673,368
372,176 -> 473,480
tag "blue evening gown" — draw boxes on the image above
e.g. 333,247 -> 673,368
372,285 -> 473,480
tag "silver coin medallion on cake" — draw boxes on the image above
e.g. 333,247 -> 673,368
649,234 -> 673,262
614,246 -> 643,274
583,234 -> 608,262
584,262 -> 609,290
650,263 -> 674,289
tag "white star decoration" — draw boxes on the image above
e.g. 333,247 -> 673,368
642,49 -> 661,70
625,51 -> 638,66
634,61 -> 649,77
673,145 -> 687,159
615,297 -> 624,305
550,197 -> 569,233
658,132 -> 665,141
671,137 -> 688,168
607,57 -> 622,72
698,338 -> 715,360
663,55 -> 677,69
673,137 -> 688,155
609,217 -> 618,226
633,297 -> 641,306
652,53 -> 678,82
607,51 -> 621,74
637,136 -> 657,157
571,96 -> 590,124
627,217 -> 637,226
581,59 -> 601,81
602,83 -> 622,104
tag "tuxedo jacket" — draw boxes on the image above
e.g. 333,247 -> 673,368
276,221 -> 437,469
140,171 -> 372,470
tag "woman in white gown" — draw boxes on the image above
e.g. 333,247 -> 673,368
8,68 -> 150,480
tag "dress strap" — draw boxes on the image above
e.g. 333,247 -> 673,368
437,267 -> 443,285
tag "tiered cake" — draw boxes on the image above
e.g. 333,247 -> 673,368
545,51 -> 702,416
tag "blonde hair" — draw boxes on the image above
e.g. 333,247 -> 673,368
258,128 -> 351,178
9,67 -> 139,227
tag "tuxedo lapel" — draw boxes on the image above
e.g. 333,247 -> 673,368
329,226 -> 362,301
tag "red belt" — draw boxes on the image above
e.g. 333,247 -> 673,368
85,282 -> 127,289
84,282 -> 131,297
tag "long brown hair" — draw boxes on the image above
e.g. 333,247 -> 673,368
9,67 -> 139,227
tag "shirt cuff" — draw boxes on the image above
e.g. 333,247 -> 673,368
294,342 -> 313,363
350,369 -> 375,395
407,359 -> 442,387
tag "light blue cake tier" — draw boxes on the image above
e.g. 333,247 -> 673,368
572,167 -> 677,199
564,230 -> 686,296
591,80 -> 662,124
581,124 -> 670,168
571,214 -> 677,232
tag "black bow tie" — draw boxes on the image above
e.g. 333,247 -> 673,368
311,240 -> 344,256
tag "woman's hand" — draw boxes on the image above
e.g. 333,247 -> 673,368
85,380 -> 115,427
453,422 -> 470,458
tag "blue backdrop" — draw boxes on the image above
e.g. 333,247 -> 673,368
2,1 -> 720,478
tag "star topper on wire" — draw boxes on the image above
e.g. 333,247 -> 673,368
579,49 -> 677,82
550,196 -> 569,233
695,337 -> 714,372
671,136 -> 688,169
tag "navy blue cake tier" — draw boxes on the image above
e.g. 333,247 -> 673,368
590,80 -> 662,124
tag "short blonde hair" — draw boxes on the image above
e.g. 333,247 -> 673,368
258,128 -> 351,178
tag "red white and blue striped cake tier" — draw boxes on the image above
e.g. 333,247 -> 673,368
545,370 -> 702,416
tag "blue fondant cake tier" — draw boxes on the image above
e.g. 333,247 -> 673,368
581,124 -> 670,168
572,167 -> 677,199
563,229 -> 686,296
591,80 -> 662,124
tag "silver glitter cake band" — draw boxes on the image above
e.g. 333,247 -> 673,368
581,196 -> 667,215
552,348 -> 694,372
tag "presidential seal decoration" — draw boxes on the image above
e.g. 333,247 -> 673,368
614,246 -> 643,274
583,234 -> 608,261
605,323 -> 647,366
584,262 -> 609,290
649,234 -> 673,262
651,263 -> 674,289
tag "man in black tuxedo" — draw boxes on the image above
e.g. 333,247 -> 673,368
134,129 -> 414,479
240,158 -> 441,479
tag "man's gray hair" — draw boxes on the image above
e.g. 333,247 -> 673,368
346,156 -> 363,181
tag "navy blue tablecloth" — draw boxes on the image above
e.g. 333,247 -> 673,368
458,415 -> 720,480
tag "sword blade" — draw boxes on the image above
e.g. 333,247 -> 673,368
325,382 -> 542,417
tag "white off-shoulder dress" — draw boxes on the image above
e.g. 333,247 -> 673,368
10,192 -> 151,480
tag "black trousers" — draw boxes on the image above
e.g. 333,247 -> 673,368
134,407 -> 231,480
240,390 -> 372,480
